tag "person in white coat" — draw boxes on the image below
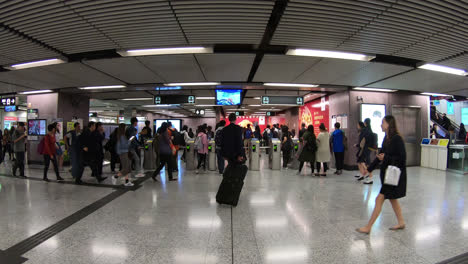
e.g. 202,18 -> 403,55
315,123 -> 330,176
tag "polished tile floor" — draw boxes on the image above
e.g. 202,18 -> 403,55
0,156 -> 467,264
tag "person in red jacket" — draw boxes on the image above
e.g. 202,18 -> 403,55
43,124 -> 64,182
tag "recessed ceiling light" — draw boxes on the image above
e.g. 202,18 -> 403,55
164,82 -> 220,86
118,46 -> 213,57
353,87 -> 397,92
79,85 -> 126,90
286,48 -> 375,61
264,83 -> 318,87
7,58 -> 66,70
420,92 -> 451,97
120,98 -> 152,101
418,64 -> 467,76
19,89 -> 54,95
253,97 -> 261,99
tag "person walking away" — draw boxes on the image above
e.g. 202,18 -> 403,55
195,125 -> 209,174
188,128 -> 195,138
105,127 -> 121,173
215,121 -> 226,175
152,122 -> 177,182
254,125 -> 261,139
299,123 -> 307,140
144,120 -> 152,138
297,125 -> 317,175
221,113 -> 245,165
76,122 -> 107,184
4,128 -> 12,161
207,126 -> 214,140
12,122 -> 27,177
357,115 -> 407,234
9,127 -> 16,161
114,123 -> 134,187
244,124 -> 253,160
363,118 -> 376,184
355,122 -> 371,181
167,122 -> 180,172
64,122 -> 81,176
127,117 -> 144,177
330,122 -> 345,175
457,123 -> 466,141
281,126 -> 292,169
315,123 -> 330,176
42,124 -> 64,182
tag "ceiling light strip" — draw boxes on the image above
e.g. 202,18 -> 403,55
79,85 -> 126,90
420,92 -> 451,97
264,83 -> 318,88
353,87 -> 397,92
118,46 -> 213,57
164,82 -> 220,86
286,48 -> 375,61
8,58 -> 66,70
19,90 -> 54,95
418,64 -> 467,76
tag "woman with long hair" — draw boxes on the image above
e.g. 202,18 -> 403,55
315,123 -> 330,176
115,123 -> 134,187
357,115 -> 407,234
297,125 -> 317,175
355,121 -> 371,180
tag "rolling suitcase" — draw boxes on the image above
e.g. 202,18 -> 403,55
216,162 -> 248,206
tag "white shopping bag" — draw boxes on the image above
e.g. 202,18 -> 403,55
384,165 -> 401,186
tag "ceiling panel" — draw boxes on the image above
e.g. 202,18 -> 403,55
253,55 -> 322,82
195,53 -> 255,82
83,57 -> 163,84
438,54 -> 468,70
137,54 -> 205,83
331,62 -> 413,87
0,68 -> 68,90
294,58 -> 369,84
370,69 -> 468,95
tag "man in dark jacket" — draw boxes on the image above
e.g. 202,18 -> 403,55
221,113 -> 245,164
76,122 -> 107,184
93,122 -> 105,177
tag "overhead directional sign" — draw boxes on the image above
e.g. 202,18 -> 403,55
153,95 -> 195,105
261,96 -> 304,106
266,111 -> 276,116
195,109 -> 205,115
1,97 -> 16,106
235,111 -> 244,116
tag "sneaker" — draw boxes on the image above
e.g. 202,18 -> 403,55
357,175 -> 365,181
363,178 -> 373,184
195,170 -> 199,174
124,181 -> 134,187
135,173 -> 145,178
354,175 -> 361,178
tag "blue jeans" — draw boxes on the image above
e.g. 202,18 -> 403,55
216,150 -> 225,174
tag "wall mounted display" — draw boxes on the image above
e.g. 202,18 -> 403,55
28,119 -> 47,136
216,90 -> 242,105
153,119 -> 181,132
4,106 -> 17,112
360,103 -> 386,148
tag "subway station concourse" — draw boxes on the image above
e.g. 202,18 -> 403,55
0,1 -> 468,263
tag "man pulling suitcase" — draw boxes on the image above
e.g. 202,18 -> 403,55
216,113 -> 248,206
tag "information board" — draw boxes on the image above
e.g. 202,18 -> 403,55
262,96 -> 304,106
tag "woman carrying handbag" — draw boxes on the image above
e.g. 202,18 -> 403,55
356,115 -> 407,234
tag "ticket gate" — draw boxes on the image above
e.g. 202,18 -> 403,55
143,139 -> 156,170
249,138 -> 260,171
269,138 -> 281,170
288,139 -> 300,170
208,140 -> 216,171
185,140 -> 196,170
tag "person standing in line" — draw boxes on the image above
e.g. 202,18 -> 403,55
315,123 -> 330,176
215,120 -> 226,175
330,122 -> 345,175
254,125 -> 261,139
126,117 -> 144,177
12,122 -> 27,178
357,115 -> 407,234
355,121 -> 371,181
281,126 -> 292,169
2,128 -> 8,162
299,123 -> 307,140
42,124 -> 64,182
114,123 -> 134,187
152,122 -> 177,182
243,124 -> 253,160
9,127 -> 16,161
458,123 -> 466,140
196,125 -> 209,174
297,125 -> 317,175
188,128 -> 194,138
4,128 -> 12,161
207,126 -> 214,140
144,120 -> 152,138
167,122 -> 180,172
221,113 -> 245,165
65,122 -> 81,177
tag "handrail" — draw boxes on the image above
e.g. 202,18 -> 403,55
434,109 -> 460,130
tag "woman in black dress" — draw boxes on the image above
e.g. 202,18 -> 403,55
356,115 -> 406,234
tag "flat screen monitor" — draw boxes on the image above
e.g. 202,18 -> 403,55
216,89 -> 242,105
28,119 -> 47,136
360,104 -> 386,148
5,106 -> 17,112
154,119 -> 182,132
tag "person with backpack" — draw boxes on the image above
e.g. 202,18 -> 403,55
114,123 -> 134,187
281,126 -> 292,169
64,122 -> 81,177
330,122 -> 346,175
152,122 -> 177,182
215,120 -> 226,175
297,125 -> 317,175
315,123 -> 330,176
42,124 -> 64,182
195,125 -> 209,174
12,122 -> 27,178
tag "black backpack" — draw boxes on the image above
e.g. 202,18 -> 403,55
174,131 -> 185,146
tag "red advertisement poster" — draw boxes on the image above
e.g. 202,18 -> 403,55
299,97 -> 329,135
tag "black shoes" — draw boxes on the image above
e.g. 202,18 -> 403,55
57,177 -> 65,182
43,178 -> 50,182
75,179 -> 83,185
169,178 -> 178,181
